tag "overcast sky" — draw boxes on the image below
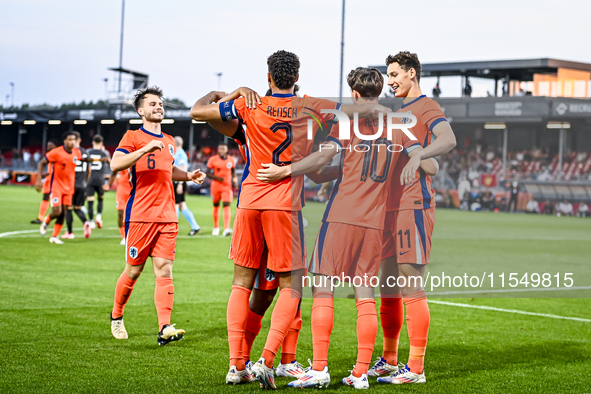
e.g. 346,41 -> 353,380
1,0 -> 590,107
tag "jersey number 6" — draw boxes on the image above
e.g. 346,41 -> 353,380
147,154 -> 156,170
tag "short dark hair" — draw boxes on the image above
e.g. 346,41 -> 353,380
93,135 -> 103,144
385,51 -> 422,81
72,131 -> 81,139
134,86 -> 163,112
62,131 -> 77,141
347,67 -> 383,97
267,50 -> 300,90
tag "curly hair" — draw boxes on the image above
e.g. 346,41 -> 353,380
385,51 -> 422,81
347,67 -> 383,98
267,50 -> 300,90
134,86 -> 163,111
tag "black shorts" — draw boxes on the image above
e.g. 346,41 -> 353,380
73,188 -> 86,207
174,182 -> 187,204
86,184 -> 105,198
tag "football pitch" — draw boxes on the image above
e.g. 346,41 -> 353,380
0,185 -> 590,393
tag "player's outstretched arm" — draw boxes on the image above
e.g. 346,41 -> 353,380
305,165 -> 339,184
172,166 -> 206,184
257,141 -> 339,182
111,140 -> 164,172
190,88 -> 261,122
400,121 -> 456,184
35,157 -> 48,192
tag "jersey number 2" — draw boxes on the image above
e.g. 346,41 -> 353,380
270,122 -> 292,166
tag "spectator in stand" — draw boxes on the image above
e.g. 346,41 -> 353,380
22,149 -> 31,169
577,202 -> 590,218
525,196 -> 540,214
542,200 -> 555,215
33,150 -> 41,164
432,83 -> 441,98
556,200 -> 574,217
459,190 -> 471,211
480,190 -> 496,211
458,175 -> 471,201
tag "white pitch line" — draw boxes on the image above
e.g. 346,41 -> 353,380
429,300 -> 591,323
427,286 -> 591,296
0,229 -> 40,238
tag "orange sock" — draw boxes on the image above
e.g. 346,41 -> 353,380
38,200 -> 49,221
404,291 -> 430,374
281,308 -> 302,364
44,215 -> 51,225
213,206 -> 220,228
154,277 -> 174,331
352,299 -> 377,377
119,227 -> 125,239
112,272 -> 137,318
223,206 -> 231,230
261,288 -> 300,368
311,292 -> 334,371
243,310 -> 264,362
227,285 -> 251,370
380,294 -> 404,365
51,223 -> 63,238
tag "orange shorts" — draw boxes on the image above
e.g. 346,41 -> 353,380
42,176 -> 51,194
125,222 -> 178,265
229,208 -> 306,273
116,188 -> 129,211
309,222 -> 382,279
50,190 -> 72,207
381,207 -> 436,264
211,185 -> 233,203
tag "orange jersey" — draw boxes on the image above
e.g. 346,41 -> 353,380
45,146 -> 82,195
115,127 -> 177,223
386,96 -> 447,211
116,167 -> 132,206
322,117 -> 420,230
220,94 -> 339,211
207,154 -> 235,189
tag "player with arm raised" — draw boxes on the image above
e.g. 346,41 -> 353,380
108,86 -> 206,346
257,67 -> 438,389
37,131 -> 82,244
373,51 -> 456,385
86,135 -> 111,229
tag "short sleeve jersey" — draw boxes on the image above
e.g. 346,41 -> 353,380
174,148 -> 189,170
115,127 -> 177,223
220,94 -> 339,211
87,148 -> 110,186
207,154 -> 235,189
387,96 -> 447,211
322,116 -> 420,230
74,147 -> 88,188
46,146 -> 82,195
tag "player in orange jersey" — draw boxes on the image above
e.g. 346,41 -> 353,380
108,86 -> 206,346
36,132 -> 82,244
32,140 -> 58,224
206,142 -> 237,236
257,67 -> 438,389
371,51 -> 456,385
107,167 -> 132,245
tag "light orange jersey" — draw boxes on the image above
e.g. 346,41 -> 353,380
220,94 -> 339,211
387,95 -> 447,211
115,127 -> 177,223
45,146 -> 82,195
42,158 -> 54,194
117,167 -> 132,197
322,117 -> 420,230
207,154 -> 235,189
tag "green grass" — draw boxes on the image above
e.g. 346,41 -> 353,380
0,185 -> 590,393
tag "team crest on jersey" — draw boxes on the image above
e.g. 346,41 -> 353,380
264,268 -> 276,282
129,246 -> 138,259
168,144 -> 174,156
400,111 -> 414,124
226,162 -> 232,169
